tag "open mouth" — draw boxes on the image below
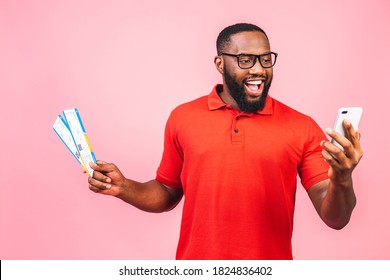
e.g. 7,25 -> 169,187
244,80 -> 264,98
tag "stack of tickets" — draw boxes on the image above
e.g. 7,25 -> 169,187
53,108 -> 96,176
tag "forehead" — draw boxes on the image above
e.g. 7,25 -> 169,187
227,31 -> 270,54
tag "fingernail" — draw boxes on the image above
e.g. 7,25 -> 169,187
106,184 -> 111,189
325,128 -> 332,134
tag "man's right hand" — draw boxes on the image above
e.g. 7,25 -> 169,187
87,160 -> 183,212
88,160 -> 126,197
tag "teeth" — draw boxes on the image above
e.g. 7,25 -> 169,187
246,80 -> 262,85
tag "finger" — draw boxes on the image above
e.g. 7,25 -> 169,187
348,128 -> 362,151
356,129 -> 361,141
321,140 -> 346,163
88,175 -> 112,190
343,119 -> 355,133
321,148 -> 337,163
321,146 -> 341,180
89,161 -> 117,173
343,119 -> 359,145
325,127 -> 347,148
89,184 -> 101,193
340,120 -> 364,161
92,169 -> 112,184
89,184 -> 118,197
325,127 -> 359,159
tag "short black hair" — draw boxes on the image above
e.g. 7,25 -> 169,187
216,23 -> 268,55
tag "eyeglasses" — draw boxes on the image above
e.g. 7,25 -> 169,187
221,52 -> 278,69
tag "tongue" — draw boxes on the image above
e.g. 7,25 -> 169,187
246,83 -> 259,91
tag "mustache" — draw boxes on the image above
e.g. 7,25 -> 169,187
243,75 -> 267,82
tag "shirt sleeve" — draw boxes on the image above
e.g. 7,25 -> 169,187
299,117 -> 330,190
156,110 -> 184,188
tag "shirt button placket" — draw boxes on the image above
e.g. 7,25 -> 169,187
232,115 -> 243,144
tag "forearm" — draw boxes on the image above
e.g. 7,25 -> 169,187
315,121 -> 362,229
116,179 -> 182,213
89,162 -> 183,213
320,178 -> 356,229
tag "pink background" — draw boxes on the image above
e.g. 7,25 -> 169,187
1,0 -> 389,259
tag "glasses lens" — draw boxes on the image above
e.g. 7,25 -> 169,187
238,55 -> 256,69
260,53 -> 276,68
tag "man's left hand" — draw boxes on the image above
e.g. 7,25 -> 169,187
321,119 -> 363,184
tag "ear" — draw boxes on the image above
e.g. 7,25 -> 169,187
214,56 -> 224,75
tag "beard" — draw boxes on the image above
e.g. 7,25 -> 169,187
224,70 -> 272,113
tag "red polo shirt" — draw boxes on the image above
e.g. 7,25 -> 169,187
156,84 -> 329,259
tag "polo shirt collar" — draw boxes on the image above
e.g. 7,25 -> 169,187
208,84 -> 273,115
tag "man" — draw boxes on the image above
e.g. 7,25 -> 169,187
88,23 -> 363,259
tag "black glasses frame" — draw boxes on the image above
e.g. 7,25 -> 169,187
221,52 -> 278,69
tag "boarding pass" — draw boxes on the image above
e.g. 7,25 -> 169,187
53,108 -> 96,176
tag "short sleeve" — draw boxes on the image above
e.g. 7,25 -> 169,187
156,110 -> 184,188
299,118 -> 330,190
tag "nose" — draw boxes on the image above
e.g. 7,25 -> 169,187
249,57 -> 266,75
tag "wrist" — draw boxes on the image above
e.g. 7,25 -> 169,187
330,176 -> 353,191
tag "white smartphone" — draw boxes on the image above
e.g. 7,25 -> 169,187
331,107 -> 363,150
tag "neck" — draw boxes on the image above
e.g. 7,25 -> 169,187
218,85 -> 240,111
